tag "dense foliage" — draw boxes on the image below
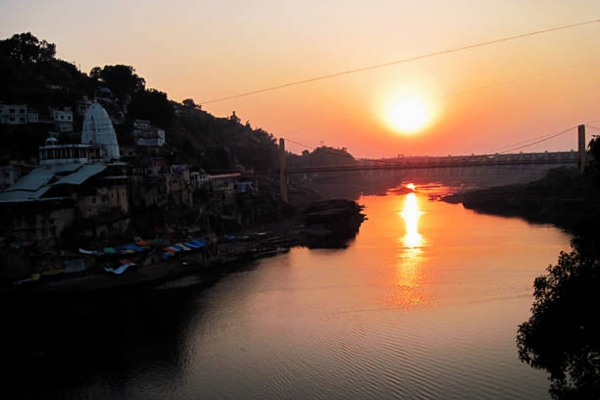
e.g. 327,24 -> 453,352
287,145 -> 356,169
517,135 -> 600,399
0,32 -> 56,64
0,32 -> 349,174
89,64 -> 145,101
0,33 -> 92,109
517,228 -> 600,399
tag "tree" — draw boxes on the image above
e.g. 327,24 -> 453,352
589,135 -> 600,164
517,227 -> 600,399
229,111 -> 240,125
588,135 -> 600,173
128,88 -> 173,128
182,98 -> 201,111
90,64 -> 145,101
0,32 -> 56,63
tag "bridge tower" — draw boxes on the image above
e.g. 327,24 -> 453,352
279,138 -> 288,203
578,124 -> 586,175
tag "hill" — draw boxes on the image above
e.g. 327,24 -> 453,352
0,32 -> 358,178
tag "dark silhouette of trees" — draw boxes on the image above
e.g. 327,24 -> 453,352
0,32 -> 56,63
517,228 -> 600,399
229,111 -> 240,125
517,139 -> 600,399
588,135 -> 600,164
128,88 -> 173,128
586,135 -> 600,186
182,98 -> 201,111
0,32 -> 91,108
287,146 -> 356,169
90,64 -> 145,102
0,32 -> 298,175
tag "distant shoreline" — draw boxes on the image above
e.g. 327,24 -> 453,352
442,168 -> 599,233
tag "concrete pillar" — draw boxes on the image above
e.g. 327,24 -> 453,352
578,124 -> 586,175
279,138 -> 288,203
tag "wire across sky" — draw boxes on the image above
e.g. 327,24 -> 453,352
200,18 -> 600,106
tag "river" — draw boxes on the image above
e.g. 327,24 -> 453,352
2,186 -> 571,399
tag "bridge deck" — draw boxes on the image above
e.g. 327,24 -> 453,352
285,152 -> 579,174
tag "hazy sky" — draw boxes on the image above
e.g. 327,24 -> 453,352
1,1 -> 599,158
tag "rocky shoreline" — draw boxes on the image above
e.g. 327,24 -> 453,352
442,167 -> 600,232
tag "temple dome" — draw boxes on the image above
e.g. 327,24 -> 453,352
81,101 -> 120,160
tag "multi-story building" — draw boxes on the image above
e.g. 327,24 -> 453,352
0,104 -> 28,125
133,119 -> 165,147
0,101 -> 128,250
27,108 -> 39,124
50,108 -> 74,132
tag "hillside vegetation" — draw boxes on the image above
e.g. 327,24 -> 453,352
0,32 -> 354,173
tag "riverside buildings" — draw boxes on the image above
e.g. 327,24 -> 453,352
0,101 -> 245,253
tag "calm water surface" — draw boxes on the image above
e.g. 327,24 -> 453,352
4,189 -> 571,399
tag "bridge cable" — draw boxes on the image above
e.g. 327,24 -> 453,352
585,125 -> 600,132
199,19 -> 600,105
486,126 -> 576,154
284,138 -> 317,151
490,126 -> 576,155
282,57 -> 598,157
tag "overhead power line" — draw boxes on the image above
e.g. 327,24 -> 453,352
200,18 -> 600,105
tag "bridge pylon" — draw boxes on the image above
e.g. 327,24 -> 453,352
279,138 -> 288,203
578,124 -> 586,175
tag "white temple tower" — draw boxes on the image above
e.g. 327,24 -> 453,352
81,101 -> 120,161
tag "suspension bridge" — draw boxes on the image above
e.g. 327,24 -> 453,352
278,124 -> 594,203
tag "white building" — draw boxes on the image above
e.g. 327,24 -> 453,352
133,119 -> 165,147
209,172 -> 241,191
27,108 -> 39,123
50,108 -> 74,132
39,101 -> 120,165
81,101 -> 121,161
190,170 -> 210,190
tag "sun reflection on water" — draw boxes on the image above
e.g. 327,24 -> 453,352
401,192 -> 423,250
388,189 -> 431,308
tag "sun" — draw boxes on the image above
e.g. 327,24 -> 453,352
389,98 -> 429,134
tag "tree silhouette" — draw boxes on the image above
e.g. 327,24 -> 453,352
0,32 -> 55,63
128,89 -> 173,128
517,223 -> 600,399
182,98 -> 201,111
90,64 -> 145,102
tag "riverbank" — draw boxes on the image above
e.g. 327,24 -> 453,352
442,167 -> 600,232
1,198 -> 365,295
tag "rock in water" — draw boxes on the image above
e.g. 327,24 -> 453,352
300,199 -> 366,248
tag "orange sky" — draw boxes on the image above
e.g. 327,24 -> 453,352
1,1 -> 600,158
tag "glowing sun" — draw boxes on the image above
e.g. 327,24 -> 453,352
389,98 -> 429,134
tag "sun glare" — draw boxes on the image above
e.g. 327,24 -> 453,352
389,98 -> 429,134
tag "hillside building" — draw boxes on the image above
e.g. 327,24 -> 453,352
0,101 -> 128,250
133,119 -> 165,147
0,103 -> 27,125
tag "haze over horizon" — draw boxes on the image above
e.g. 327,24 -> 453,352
1,1 -> 599,158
